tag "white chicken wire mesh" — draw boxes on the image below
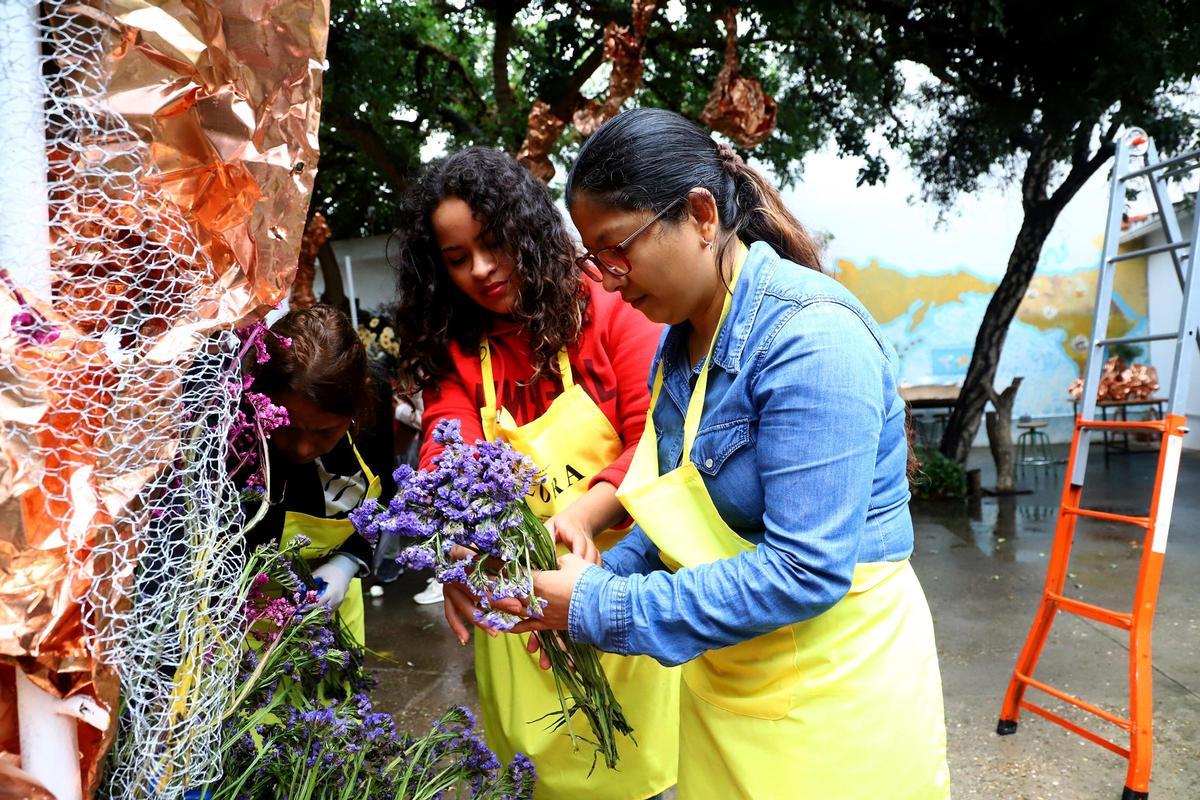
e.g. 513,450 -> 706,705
1,0 -> 247,796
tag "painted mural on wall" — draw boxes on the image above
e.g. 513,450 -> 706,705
831,245 -> 1149,420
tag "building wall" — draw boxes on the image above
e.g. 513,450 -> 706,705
828,251 -> 1149,446
317,235 -> 395,317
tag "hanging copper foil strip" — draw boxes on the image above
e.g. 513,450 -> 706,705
291,212 -> 330,309
699,8 -> 777,148
516,100 -> 568,183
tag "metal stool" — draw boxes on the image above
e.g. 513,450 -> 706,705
1016,419 -> 1053,473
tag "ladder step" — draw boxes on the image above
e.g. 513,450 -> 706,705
1015,672 -> 1133,731
1108,240 -> 1190,263
1095,332 -> 1180,347
1019,701 -> 1131,759
1077,419 -> 1166,433
1061,506 -> 1151,527
1047,591 -> 1133,630
1121,147 -> 1200,180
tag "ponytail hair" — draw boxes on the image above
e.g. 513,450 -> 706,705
565,108 -> 823,272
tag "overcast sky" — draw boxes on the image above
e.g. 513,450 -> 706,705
774,143 -> 1111,280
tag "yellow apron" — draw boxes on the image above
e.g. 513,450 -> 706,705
477,342 -> 680,800
615,246 -> 950,799
279,438 -> 381,646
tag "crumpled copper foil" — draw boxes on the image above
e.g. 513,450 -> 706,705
291,212 -> 330,309
573,0 -> 659,137
0,282 -> 106,794
699,8 -> 777,148
1067,356 -> 1161,402
516,100 -> 569,183
106,0 -> 330,324
518,0 -> 659,180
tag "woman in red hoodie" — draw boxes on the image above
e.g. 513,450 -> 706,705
389,147 -> 678,800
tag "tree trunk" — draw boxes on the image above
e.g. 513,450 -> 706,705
985,377 -> 1023,494
939,211 -> 1056,463
938,128 -> 1115,464
317,239 -> 346,311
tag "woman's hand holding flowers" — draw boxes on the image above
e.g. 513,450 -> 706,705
545,514 -> 601,566
352,421 -> 633,765
495,551 -> 590,624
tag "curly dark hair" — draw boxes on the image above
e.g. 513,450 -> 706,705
388,147 -> 588,394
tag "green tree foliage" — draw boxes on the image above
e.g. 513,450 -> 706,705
315,0 -> 840,239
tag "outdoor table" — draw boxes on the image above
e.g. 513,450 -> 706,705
900,384 -> 960,444
1071,396 -> 1167,459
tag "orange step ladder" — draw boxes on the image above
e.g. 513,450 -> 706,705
997,128 -> 1200,800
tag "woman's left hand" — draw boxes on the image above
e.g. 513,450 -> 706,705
492,552 -> 593,634
309,553 -> 360,611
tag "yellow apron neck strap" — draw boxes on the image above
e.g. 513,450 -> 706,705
480,340 -> 498,413
556,348 -> 574,390
479,339 -> 573,414
344,432 -> 377,484
681,242 -> 749,456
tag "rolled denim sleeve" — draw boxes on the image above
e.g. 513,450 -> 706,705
575,303 -> 886,666
571,526 -> 664,653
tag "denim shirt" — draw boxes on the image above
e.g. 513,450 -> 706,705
567,241 -> 914,667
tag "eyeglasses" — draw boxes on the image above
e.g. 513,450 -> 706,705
576,198 -> 683,281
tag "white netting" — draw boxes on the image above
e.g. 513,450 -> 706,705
1,0 -> 246,795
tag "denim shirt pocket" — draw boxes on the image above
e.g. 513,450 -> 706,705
690,418 -> 752,476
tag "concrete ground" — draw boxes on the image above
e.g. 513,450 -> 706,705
363,445 -> 1200,799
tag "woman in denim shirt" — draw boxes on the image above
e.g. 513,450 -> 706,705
499,109 -> 950,799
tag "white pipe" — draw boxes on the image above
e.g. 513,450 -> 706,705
0,0 -> 53,301
3,5 -> 80,799
15,670 -> 82,800
343,255 -> 358,329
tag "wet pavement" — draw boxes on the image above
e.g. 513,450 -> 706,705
363,445 -> 1200,799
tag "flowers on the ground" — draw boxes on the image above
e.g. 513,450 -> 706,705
208,543 -> 535,800
351,419 -> 633,771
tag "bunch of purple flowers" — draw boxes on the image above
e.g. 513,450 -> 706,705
351,419 -> 633,771
352,419 -> 545,629
228,320 -> 291,499
207,541 -> 535,800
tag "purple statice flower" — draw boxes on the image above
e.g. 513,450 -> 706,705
10,310 -> 59,346
350,417 -> 553,630
245,392 -> 289,436
234,320 -> 283,365
502,753 -> 538,799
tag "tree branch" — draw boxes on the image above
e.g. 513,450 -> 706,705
1020,133 -> 1056,212
398,33 -> 488,113
491,2 -> 519,118
327,112 -> 409,192
439,107 -> 489,140
547,37 -> 608,119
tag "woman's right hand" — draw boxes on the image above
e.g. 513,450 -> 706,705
442,544 -> 492,645
545,515 -> 602,567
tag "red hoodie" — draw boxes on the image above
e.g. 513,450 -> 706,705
419,280 -> 663,490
